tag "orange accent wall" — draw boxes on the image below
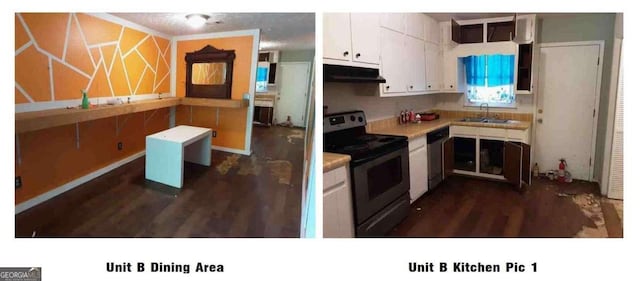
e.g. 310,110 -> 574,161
15,13 -> 172,205
175,36 -> 255,150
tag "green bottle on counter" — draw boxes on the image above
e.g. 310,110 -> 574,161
81,89 -> 89,109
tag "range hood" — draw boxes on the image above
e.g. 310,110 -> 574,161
323,64 -> 386,83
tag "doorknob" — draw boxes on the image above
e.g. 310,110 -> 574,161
537,118 -> 543,124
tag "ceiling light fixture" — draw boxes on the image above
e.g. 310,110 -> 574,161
186,14 -> 209,28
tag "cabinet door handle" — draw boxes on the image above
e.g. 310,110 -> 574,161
355,53 -> 361,58
428,85 -> 431,88
343,51 -> 349,56
409,85 -> 414,89
450,85 -> 453,88
385,85 -> 390,90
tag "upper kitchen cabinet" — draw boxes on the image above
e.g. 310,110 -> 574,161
405,13 -> 426,40
380,13 -> 406,33
323,13 -> 380,67
425,42 -> 442,91
514,14 -> 537,43
424,16 -> 441,44
380,28 -> 407,95
486,17 -> 516,42
405,36 -> 427,92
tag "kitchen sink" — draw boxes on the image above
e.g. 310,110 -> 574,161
459,117 -> 511,124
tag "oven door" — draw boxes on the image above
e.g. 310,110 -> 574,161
351,146 -> 410,224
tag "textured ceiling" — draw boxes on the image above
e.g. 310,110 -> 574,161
110,13 -> 315,51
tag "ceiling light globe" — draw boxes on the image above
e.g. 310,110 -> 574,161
186,14 -> 208,28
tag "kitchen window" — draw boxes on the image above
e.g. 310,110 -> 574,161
256,62 -> 269,92
463,54 -> 515,107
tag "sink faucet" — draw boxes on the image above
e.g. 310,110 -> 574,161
480,103 -> 489,118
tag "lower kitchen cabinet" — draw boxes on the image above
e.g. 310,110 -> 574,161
323,165 -> 355,238
443,126 -> 531,188
253,106 -> 273,126
408,136 -> 428,203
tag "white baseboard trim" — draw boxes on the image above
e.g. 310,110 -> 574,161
15,151 -> 146,214
211,145 -> 251,156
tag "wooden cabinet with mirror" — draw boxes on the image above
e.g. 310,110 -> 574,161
185,45 -> 235,99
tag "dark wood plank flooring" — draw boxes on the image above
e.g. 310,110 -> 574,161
16,126 -> 305,238
389,175 -> 623,238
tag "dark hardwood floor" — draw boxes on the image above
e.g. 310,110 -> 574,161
16,126 -> 305,238
389,175 -> 623,238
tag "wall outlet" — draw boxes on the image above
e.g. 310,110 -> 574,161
212,131 -> 217,137
15,176 -> 22,188
117,142 -> 123,150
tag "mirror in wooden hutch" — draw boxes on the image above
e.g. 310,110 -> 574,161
185,45 -> 235,99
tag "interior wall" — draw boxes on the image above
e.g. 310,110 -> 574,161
175,35 -> 255,150
537,13 -> 616,182
14,13 -> 171,204
324,83 -> 438,121
436,94 -> 534,113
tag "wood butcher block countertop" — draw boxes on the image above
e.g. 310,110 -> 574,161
323,153 -> 351,172
369,118 -> 531,139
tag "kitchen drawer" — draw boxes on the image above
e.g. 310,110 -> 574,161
450,125 -> 507,138
323,165 -> 348,191
254,99 -> 274,107
476,127 -> 507,139
507,128 -> 529,143
450,125 -> 476,136
408,135 -> 427,152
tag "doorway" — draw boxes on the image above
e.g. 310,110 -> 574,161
275,62 -> 311,127
535,41 -> 604,181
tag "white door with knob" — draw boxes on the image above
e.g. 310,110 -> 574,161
275,62 -> 311,127
535,42 -> 603,180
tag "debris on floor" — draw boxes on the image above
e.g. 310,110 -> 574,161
216,154 -> 240,175
569,193 -> 608,238
266,160 -> 293,185
286,130 -> 304,144
238,155 -> 263,176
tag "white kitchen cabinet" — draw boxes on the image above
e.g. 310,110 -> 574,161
380,13 -> 406,33
425,42 -> 442,91
323,165 -> 355,238
380,28 -> 407,95
442,52 -> 463,92
514,14 -> 536,43
351,13 -> 381,65
409,136 -> 429,204
324,13 -> 380,67
424,15 -> 440,44
323,13 -> 352,62
405,36 -> 427,92
445,125 -> 531,188
405,13 -> 425,40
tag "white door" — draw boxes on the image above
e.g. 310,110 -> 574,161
323,13 -> 351,61
350,13 -> 380,65
535,43 -> 602,180
276,62 -> 310,127
380,28 -> 406,94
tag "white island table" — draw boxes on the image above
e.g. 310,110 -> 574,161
145,125 -> 212,188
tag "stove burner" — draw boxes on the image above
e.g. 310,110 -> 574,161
343,144 -> 369,151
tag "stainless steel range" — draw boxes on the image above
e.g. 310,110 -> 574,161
324,111 -> 410,237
